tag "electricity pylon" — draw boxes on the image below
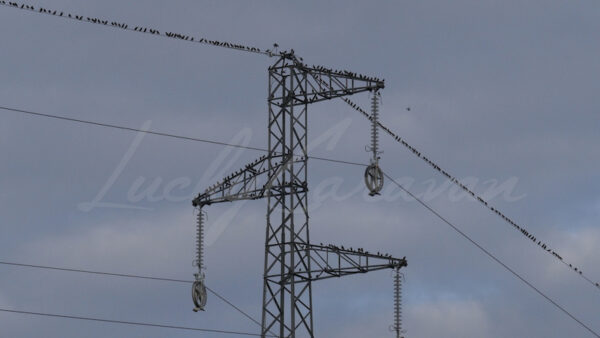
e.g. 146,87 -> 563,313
192,51 -> 407,337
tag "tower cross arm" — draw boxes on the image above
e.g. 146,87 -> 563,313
192,154 -> 300,207
282,243 -> 407,284
268,56 -> 384,106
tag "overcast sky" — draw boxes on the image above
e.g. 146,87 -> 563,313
1,0 -> 599,337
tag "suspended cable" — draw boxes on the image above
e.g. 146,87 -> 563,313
383,171 -> 599,338
303,71 -> 599,290
340,96 -> 600,292
0,0 -> 278,57
1,101 -> 599,291
0,260 -> 263,329
0,105 -> 364,168
0,2 -> 384,90
2,102 -> 599,334
0,308 -> 275,337
2,0 -> 590,289
2,1 -> 596,332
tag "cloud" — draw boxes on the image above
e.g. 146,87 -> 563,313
0,291 -> 9,308
407,299 -> 491,338
540,226 -> 600,286
1,0 -> 600,337
17,209 -> 194,275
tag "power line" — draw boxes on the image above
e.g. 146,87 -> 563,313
2,0 -> 596,332
305,72 -> 599,291
2,0 -> 595,295
0,260 -> 263,330
383,171 -> 600,338
0,0 -> 276,57
0,1 -> 380,84
341,96 -> 600,292
2,102 -> 598,334
0,211 -> 597,338
0,105 -> 364,168
0,308 -> 275,337
0,105 -> 267,151
2,101 -> 598,290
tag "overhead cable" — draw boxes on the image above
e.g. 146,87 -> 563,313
0,308 -> 275,337
383,171 -> 600,338
340,96 -> 600,292
2,101 -> 598,292
0,260 -> 263,329
0,105 -> 363,168
0,0 -> 277,57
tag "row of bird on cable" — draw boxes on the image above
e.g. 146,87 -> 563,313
307,64 -> 383,83
319,243 -> 399,258
10,0 -> 596,292
23,0 -> 388,79
342,96 -> 599,290
2,0 -> 264,54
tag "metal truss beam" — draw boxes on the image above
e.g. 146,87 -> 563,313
192,154 -> 303,207
267,53 -> 384,107
289,243 -> 407,283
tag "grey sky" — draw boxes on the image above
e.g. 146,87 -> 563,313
1,0 -> 599,337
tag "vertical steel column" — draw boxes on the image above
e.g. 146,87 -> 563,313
262,55 -> 313,337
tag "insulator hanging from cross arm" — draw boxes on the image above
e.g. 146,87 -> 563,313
192,207 -> 207,312
389,269 -> 405,338
370,91 -> 381,163
365,91 -> 384,196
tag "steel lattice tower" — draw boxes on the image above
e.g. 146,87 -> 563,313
262,55 -> 314,336
193,51 -> 407,338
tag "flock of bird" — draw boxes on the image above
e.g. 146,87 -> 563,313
340,95 -> 600,290
4,0 -> 597,291
199,155 -> 274,198
1,0 -> 266,55
318,243 -> 403,259
4,0 -> 388,87
307,64 -> 383,84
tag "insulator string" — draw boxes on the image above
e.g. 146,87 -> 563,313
370,92 -> 381,164
196,208 -> 205,273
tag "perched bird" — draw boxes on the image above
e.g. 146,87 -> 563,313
406,107 -> 411,111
